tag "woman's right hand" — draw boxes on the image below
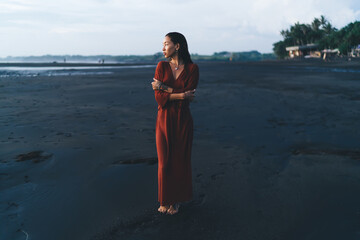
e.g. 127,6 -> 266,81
151,78 -> 162,90
184,89 -> 196,101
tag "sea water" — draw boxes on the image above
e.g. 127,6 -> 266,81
0,64 -> 156,78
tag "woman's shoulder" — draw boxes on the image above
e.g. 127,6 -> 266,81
157,60 -> 168,67
187,62 -> 199,71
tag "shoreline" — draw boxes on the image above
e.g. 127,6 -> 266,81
0,62 -> 155,67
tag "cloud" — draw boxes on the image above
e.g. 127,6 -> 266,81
0,0 -> 359,56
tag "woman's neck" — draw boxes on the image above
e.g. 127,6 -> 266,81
170,56 -> 183,66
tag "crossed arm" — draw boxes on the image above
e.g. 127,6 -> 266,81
151,78 -> 196,101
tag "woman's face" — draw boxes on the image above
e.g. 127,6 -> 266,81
162,36 -> 178,58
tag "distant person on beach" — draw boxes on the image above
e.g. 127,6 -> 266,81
151,32 -> 199,215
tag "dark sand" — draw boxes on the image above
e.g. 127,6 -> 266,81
1,61 -> 360,240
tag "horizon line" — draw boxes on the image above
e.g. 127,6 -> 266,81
0,50 -> 275,58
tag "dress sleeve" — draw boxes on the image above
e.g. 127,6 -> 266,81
172,64 -> 199,93
154,62 -> 170,108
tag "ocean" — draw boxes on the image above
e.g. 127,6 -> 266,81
0,64 -> 156,78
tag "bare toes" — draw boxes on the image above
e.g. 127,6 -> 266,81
166,204 -> 179,215
158,205 -> 169,213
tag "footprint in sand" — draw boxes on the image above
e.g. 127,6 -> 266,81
15,151 -> 53,163
24,175 -> 30,183
196,193 -> 207,205
112,157 -> 158,165
210,172 -> 225,181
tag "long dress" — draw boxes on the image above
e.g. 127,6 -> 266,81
154,61 -> 199,206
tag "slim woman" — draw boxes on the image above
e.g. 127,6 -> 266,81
151,32 -> 199,215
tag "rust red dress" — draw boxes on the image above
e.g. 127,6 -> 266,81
154,61 -> 199,206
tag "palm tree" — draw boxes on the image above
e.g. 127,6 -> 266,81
320,15 -> 327,26
290,22 -> 306,45
323,22 -> 336,35
280,29 -> 290,38
273,15 -> 353,58
311,18 -> 321,32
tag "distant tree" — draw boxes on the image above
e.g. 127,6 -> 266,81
153,52 -> 164,61
273,16 -> 338,58
338,21 -> 360,54
273,41 -> 288,59
274,15 -> 360,58
318,21 -> 360,54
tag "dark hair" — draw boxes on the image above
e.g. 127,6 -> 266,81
165,32 -> 193,64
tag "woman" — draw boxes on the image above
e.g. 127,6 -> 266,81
151,32 -> 199,215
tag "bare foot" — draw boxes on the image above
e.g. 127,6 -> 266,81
167,204 -> 179,215
158,205 -> 169,213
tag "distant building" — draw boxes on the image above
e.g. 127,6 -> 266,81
351,45 -> 360,57
286,44 -> 319,58
322,49 -> 340,61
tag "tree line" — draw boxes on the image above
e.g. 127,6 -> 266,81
273,16 -> 360,58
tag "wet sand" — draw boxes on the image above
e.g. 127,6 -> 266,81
1,61 -> 360,240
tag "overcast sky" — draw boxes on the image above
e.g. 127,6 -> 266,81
0,0 -> 359,57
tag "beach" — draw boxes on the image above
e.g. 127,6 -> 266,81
1,60 -> 360,240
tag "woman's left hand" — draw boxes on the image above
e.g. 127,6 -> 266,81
151,78 -> 162,90
184,89 -> 196,102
